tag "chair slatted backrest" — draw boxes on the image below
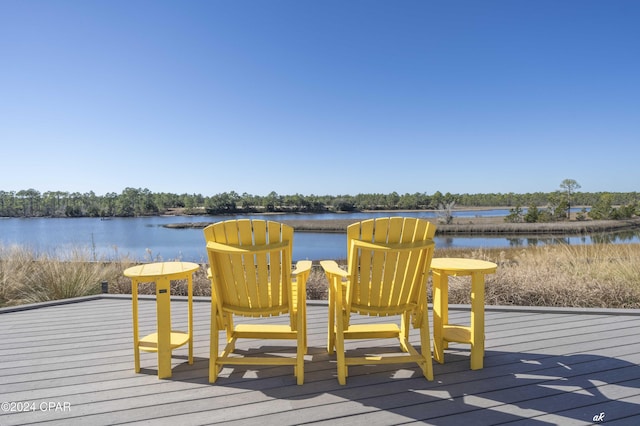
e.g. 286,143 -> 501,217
204,219 -> 293,317
346,217 -> 436,317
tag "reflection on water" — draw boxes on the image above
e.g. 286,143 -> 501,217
0,213 -> 638,262
500,230 -> 640,248
431,230 -> 640,251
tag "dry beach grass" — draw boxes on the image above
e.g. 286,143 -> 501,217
2,240 -> 640,309
302,243 -> 640,308
0,246 -> 129,307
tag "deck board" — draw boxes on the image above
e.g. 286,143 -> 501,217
1,297 -> 640,425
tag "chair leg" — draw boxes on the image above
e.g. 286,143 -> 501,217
328,327 -> 335,355
295,355 -> 304,385
225,314 -> 235,352
399,312 -> 410,352
327,279 -> 336,354
296,309 -> 305,385
420,309 -> 434,381
335,311 -> 347,385
301,299 -> 308,355
209,310 -> 221,383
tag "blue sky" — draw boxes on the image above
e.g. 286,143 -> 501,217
1,0 -> 639,197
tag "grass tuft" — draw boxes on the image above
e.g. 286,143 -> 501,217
0,245 -> 134,307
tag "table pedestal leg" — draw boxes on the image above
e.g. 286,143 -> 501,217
156,276 -> 172,379
132,279 -> 140,373
432,270 -> 448,364
470,271 -> 485,370
188,275 -> 194,365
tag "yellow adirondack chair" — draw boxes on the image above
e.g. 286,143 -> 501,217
204,219 -> 311,385
321,217 -> 436,385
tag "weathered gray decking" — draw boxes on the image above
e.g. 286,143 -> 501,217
2,296 -> 640,425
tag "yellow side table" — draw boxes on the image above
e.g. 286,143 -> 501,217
124,261 -> 199,379
430,258 -> 497,370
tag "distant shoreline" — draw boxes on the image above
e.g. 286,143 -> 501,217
164,217 -> 640,235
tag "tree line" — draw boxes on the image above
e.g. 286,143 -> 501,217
0,186 -> 638,219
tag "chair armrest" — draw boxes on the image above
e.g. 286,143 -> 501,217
292,261 -> 312,307
292,260 -> 312,277
320,260 -> 348,278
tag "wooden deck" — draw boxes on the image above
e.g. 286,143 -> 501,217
2,296 -> 640,425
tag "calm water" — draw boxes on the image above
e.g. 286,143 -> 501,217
1,210 -> 638,262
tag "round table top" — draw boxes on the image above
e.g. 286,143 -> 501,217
430,257 -> 497,273
124,261 -> 200,279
